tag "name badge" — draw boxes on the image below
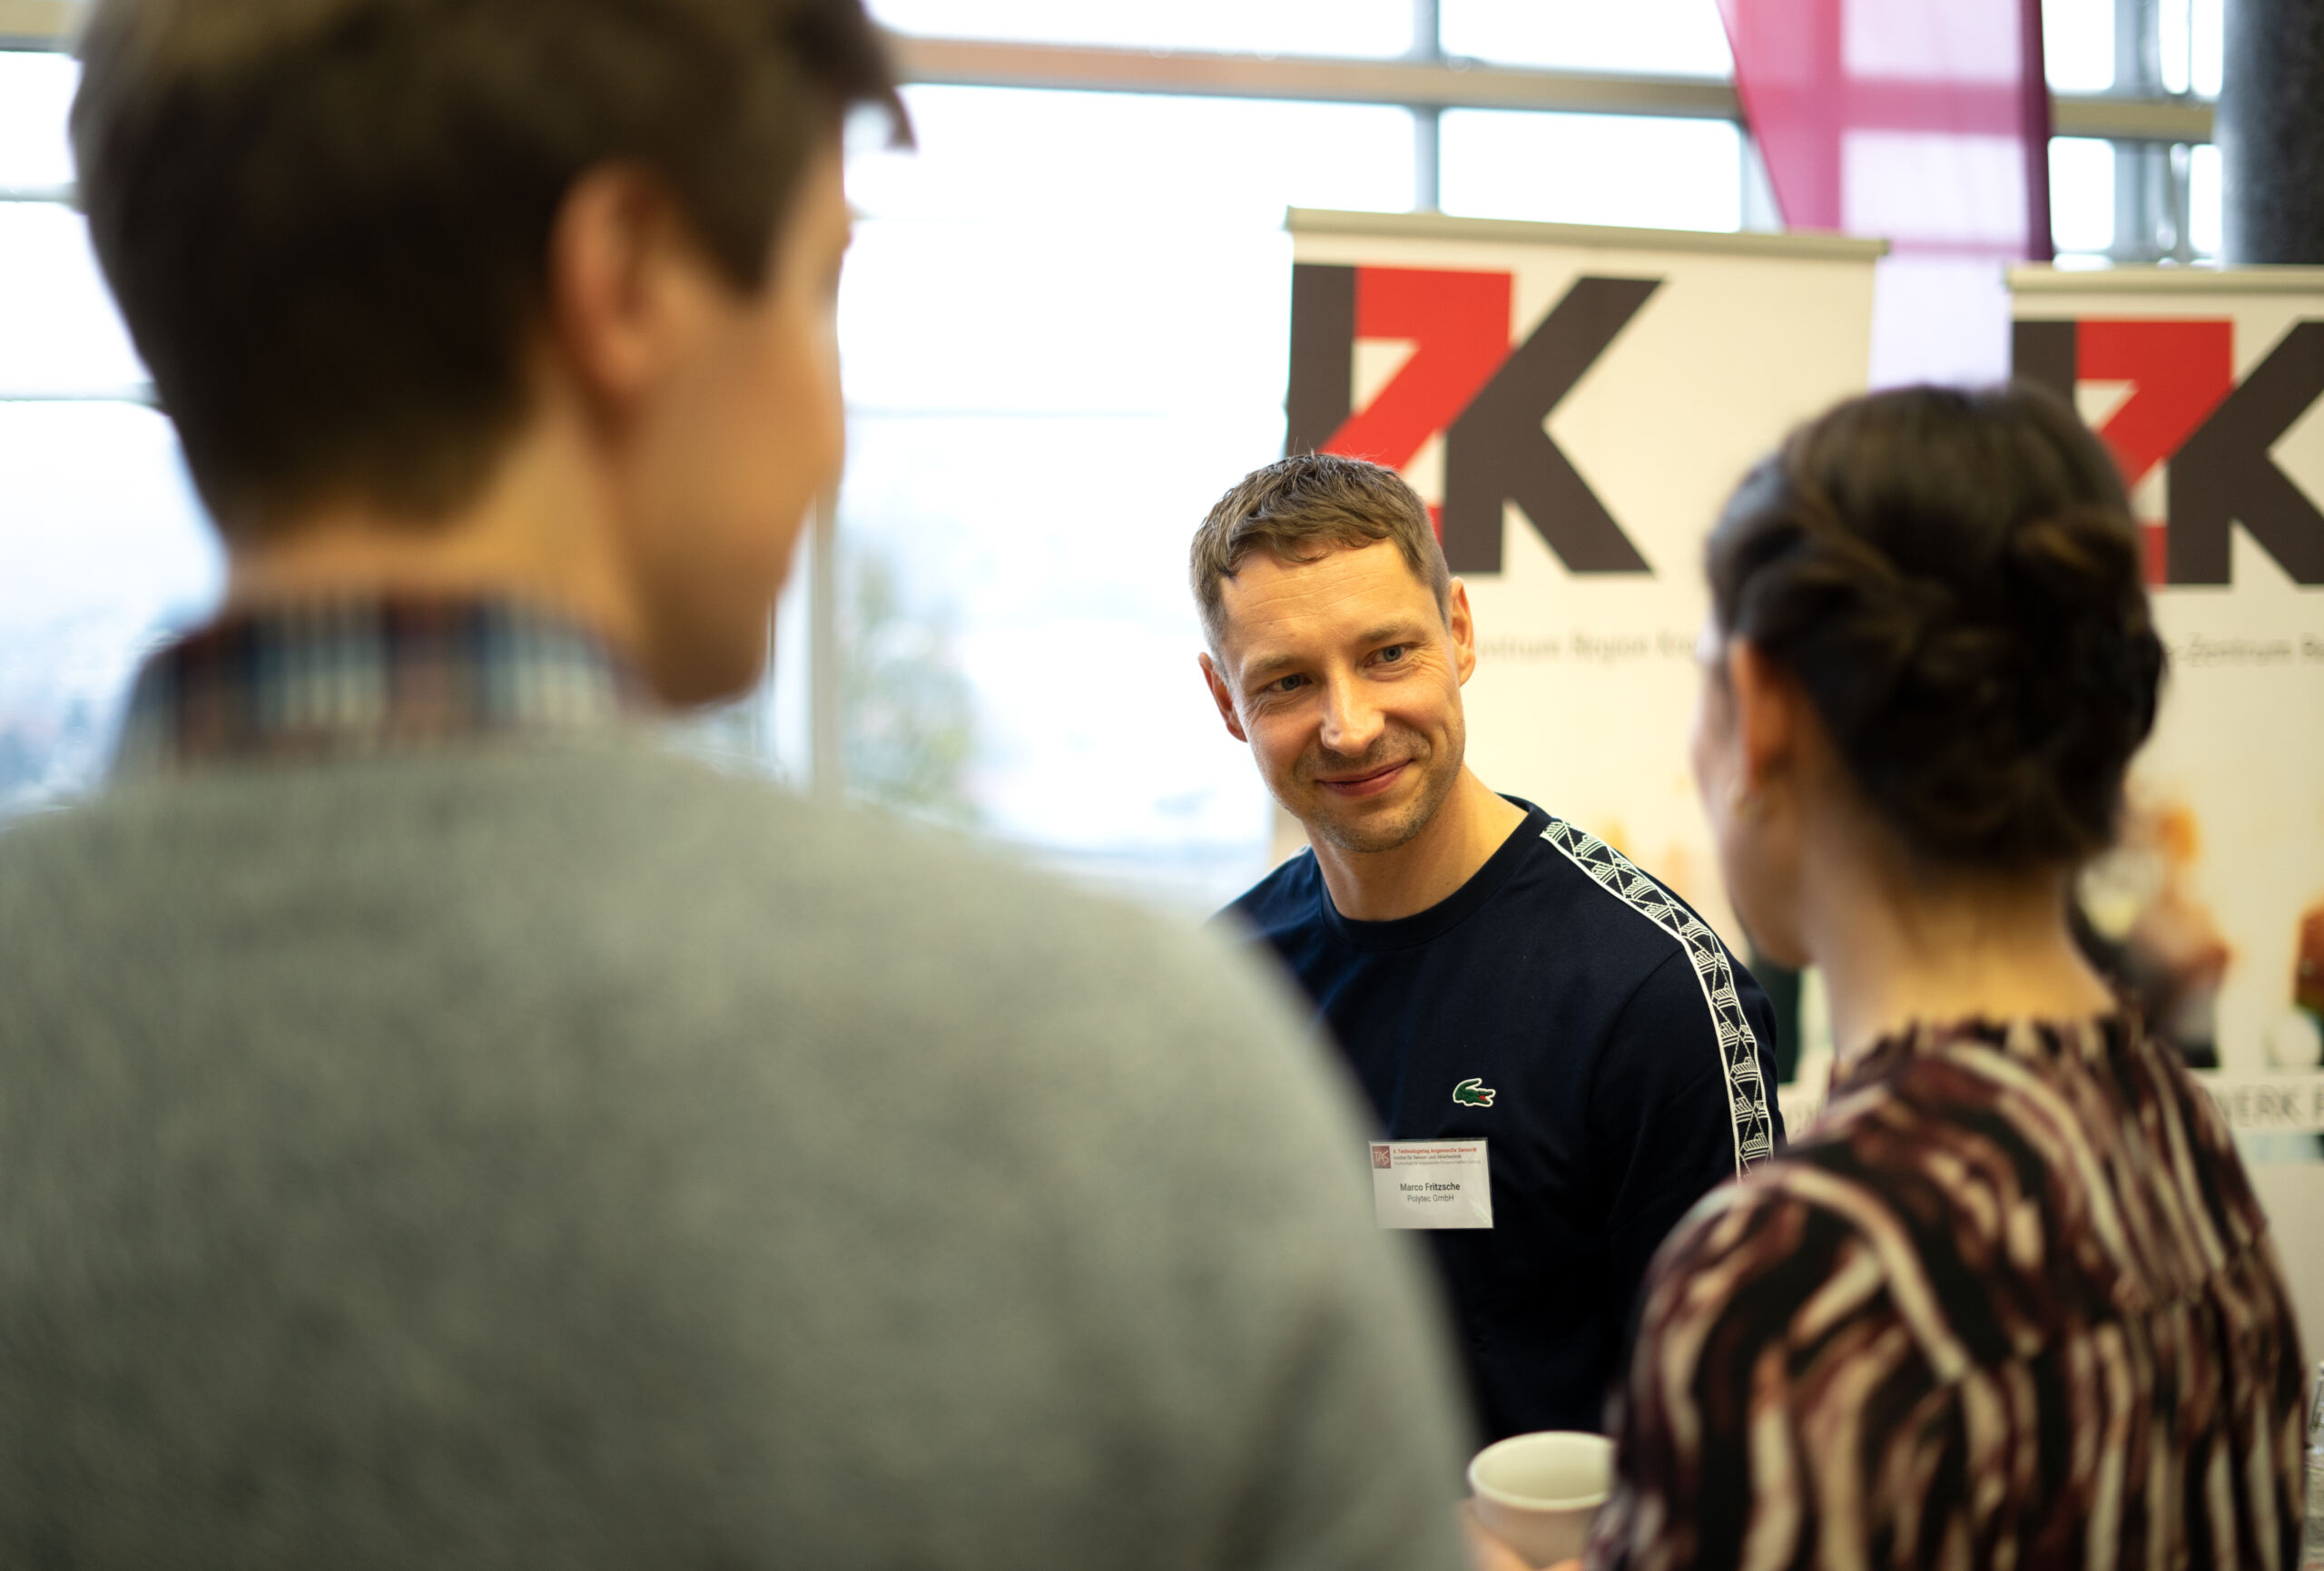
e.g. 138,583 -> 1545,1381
1369,1140 -> 1493,1230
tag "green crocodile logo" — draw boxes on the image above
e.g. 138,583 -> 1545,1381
1452,1078 -> 1496,1108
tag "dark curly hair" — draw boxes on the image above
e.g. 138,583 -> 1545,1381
1707,382 -> 2166,869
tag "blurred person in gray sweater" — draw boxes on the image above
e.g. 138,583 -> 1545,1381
0,1 -> 1472,1565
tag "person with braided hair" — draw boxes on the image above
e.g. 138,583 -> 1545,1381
1576,383 -> 2309,1570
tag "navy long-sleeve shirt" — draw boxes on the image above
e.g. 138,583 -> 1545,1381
1224,799 -> 1783,1440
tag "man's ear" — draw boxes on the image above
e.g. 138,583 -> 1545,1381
1197,652 -> 1249,743
544,162 -> 706,415
1446,579 -> 1478,685
1725,637 -> 1799,795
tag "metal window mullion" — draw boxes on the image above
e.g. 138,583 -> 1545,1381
0,0 -> 74,51
2167,141 -> 2194,262
0,25 -> 2222,143
1409,0 -> 1441,211
888,35 -> 2213,143
1413,107 -> 1441,211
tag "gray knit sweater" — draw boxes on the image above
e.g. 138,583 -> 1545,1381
0,738 -> 1469,1568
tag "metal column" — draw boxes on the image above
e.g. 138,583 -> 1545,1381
2221,0 -> 2324,261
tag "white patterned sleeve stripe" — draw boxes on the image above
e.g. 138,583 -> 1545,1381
1535,818 -> 1777,1177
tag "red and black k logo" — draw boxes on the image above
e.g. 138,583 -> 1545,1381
2014,316 -> 2324,586
1287,264 -> 1663,577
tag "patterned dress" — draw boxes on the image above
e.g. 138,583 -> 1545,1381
1588,1014 -> 2307,1571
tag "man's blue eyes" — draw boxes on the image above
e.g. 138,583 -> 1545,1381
1264,648 -> 1411,692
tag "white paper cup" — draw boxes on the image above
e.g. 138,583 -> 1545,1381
1467,1430 -> 1614,1566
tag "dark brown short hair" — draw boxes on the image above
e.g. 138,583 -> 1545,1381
71,0 -> 904,536
1190,454 -> 1452,650
1708,382 -> 2165,869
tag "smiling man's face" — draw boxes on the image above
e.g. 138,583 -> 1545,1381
1200,539 -> 1475,855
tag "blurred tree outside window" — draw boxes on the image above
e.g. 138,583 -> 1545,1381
2,47 -> 219,825
841,538 -> 980,827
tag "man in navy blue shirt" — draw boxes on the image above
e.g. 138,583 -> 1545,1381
1194,454 -> 1783,1442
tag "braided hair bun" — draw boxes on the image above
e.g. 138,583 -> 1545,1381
1707,383 -> 2165,868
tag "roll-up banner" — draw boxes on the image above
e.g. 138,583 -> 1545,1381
2007,268 -> 2324,1084
1283,207 -> 1884,969
2014,267 -> 2324,1370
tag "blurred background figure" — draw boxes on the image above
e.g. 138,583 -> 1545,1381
2073,797 -> 2230,1068
1587,384 -> 2307,1569
2294,898 -> 2324,1048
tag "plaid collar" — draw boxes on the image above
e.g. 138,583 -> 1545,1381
112,597 -> 658,779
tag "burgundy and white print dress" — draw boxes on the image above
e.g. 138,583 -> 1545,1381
1589,1013 -> 2307,1571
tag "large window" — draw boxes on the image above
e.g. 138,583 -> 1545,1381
836,87 -> 1418,900
0,2 -> 2230,908
1437,111 -> 1743,232
2043,0 -> 2224,265
1441,0 -> 1735,76
0,52 -> 218,820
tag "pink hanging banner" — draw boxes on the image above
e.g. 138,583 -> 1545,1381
1718,0 -> 2053,385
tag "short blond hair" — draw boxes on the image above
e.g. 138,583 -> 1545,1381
1189,454 -> 1452,649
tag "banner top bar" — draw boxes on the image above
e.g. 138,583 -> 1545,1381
1286,207 -> 1891,262
2010,262 -> 2324,293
